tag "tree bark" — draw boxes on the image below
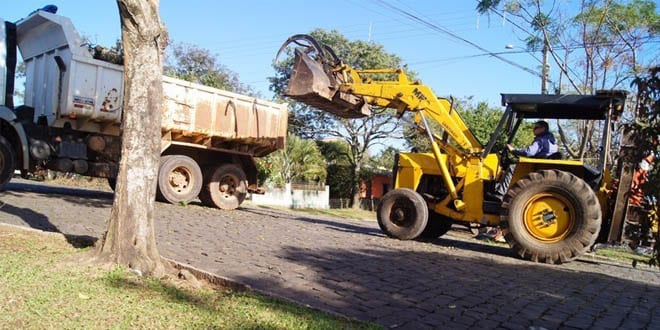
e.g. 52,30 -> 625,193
94,0 -> 168,276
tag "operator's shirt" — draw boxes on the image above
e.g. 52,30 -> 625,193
512,132 -> 558,158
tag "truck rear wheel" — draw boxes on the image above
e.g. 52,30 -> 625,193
107,177 -> 116,191
156,155 -> 203,205
501,170 -> 601,264
377,188 -> 428,240
0,136 -> 16,190
199,164 -> 247,210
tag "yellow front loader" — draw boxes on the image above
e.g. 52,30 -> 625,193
277,35 -> 627,264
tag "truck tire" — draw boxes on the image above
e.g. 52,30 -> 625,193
377,188 -> 428,240
199,164 -> 247,210
501,170 -> 601,264
107,177 -> 116,191
0,136 -> 16,190
418,212 -> 453,239
156,155 -> 203,205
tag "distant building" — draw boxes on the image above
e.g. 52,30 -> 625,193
360,172 -> 392,199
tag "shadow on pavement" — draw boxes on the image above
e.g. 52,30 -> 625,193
5,182 -> 114,208
0,201 -> 97,248
240,207 -> 383,237
424,235 -> 517,259
1,182 -> 105,248
231,246 -> 659,329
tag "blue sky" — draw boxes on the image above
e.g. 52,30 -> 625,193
4,0 -> 566,107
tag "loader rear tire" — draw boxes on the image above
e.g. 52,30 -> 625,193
0,135 -> 16,190
199,164 -> 247,210
501,170 -> 601,264
156,155 -> 203,205
418,212 -> 453,239
377,188 -> 428,240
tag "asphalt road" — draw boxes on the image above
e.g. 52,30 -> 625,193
1,178 -> 658,329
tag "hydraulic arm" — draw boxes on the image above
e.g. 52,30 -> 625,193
277,35 -> 484,209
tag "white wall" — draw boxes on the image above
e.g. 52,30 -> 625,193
250,183 -> 329,209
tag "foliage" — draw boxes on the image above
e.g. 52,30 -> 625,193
259,134 -> 326,186
0,226 -> 377,329
476,0 -> 659,160
365,146 -> 397,173
478,0 -> 658,93
317,140 -> 354,199
270,29 -> 410,207
629,66 -> 659,266
164,42 -> 257,96
404,98 -> 534,153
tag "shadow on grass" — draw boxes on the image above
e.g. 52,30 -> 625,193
102,267 -> 374,329
63,233 -> 97,248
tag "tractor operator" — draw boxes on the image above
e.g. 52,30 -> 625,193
490,120 -> 559,201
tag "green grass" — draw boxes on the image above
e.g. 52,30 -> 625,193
257,205 -> 377,221
0,225 -> 380,330
294,208 -> 377,221
594,246 -> 651,266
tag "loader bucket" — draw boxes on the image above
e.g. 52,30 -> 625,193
286,49 -> 371,118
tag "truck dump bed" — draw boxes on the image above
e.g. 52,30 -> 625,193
17,10 -> 287,157
162,76 -> 287,156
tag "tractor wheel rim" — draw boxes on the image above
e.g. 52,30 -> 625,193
523,192 -> 575,242
169,166 -> 192,194
390,200 -> 414,227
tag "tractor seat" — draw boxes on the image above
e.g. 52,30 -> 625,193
547,152 -> 563,160
583,165 -> 603,188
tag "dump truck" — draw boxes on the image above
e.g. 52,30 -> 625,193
0,9 -> 287,210
277,35 -> 630,264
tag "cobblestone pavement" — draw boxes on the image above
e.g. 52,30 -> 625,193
1,179 -> 659,329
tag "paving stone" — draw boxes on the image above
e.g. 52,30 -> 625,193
1,179 -> 659,329
563,316 -> 594,329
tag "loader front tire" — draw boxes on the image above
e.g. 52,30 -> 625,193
156,155 -> 203,205
0,135 -> 16,190
199,164 -> 247,210
418,212 -> 453,239
377,188 -> 428,240
501,170 -> 601,264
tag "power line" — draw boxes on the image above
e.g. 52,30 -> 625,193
370,0 -> 545,79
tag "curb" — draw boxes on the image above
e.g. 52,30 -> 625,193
163,257 -> 362,324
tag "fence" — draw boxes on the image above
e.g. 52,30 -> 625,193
329,198 -> 382,210
250,183 -> 330,209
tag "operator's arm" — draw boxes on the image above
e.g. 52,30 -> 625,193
511,139 -> 541,157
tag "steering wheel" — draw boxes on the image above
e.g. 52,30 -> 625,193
499,145 -> 517,168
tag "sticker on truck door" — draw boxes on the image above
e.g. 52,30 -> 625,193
73,96 -> 94,111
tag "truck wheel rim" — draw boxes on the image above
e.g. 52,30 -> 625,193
169,166 -> 192,194
219,174 -> 238,199
523,192 -> 574,242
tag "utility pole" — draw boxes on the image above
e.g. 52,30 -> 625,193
505,43 -> 549,94
541,40 -> 549,94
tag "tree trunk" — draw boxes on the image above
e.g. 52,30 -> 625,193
351,160 -> 361,210
94,0 -> 168,276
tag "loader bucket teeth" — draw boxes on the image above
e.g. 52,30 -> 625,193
286,49 -> 371,118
